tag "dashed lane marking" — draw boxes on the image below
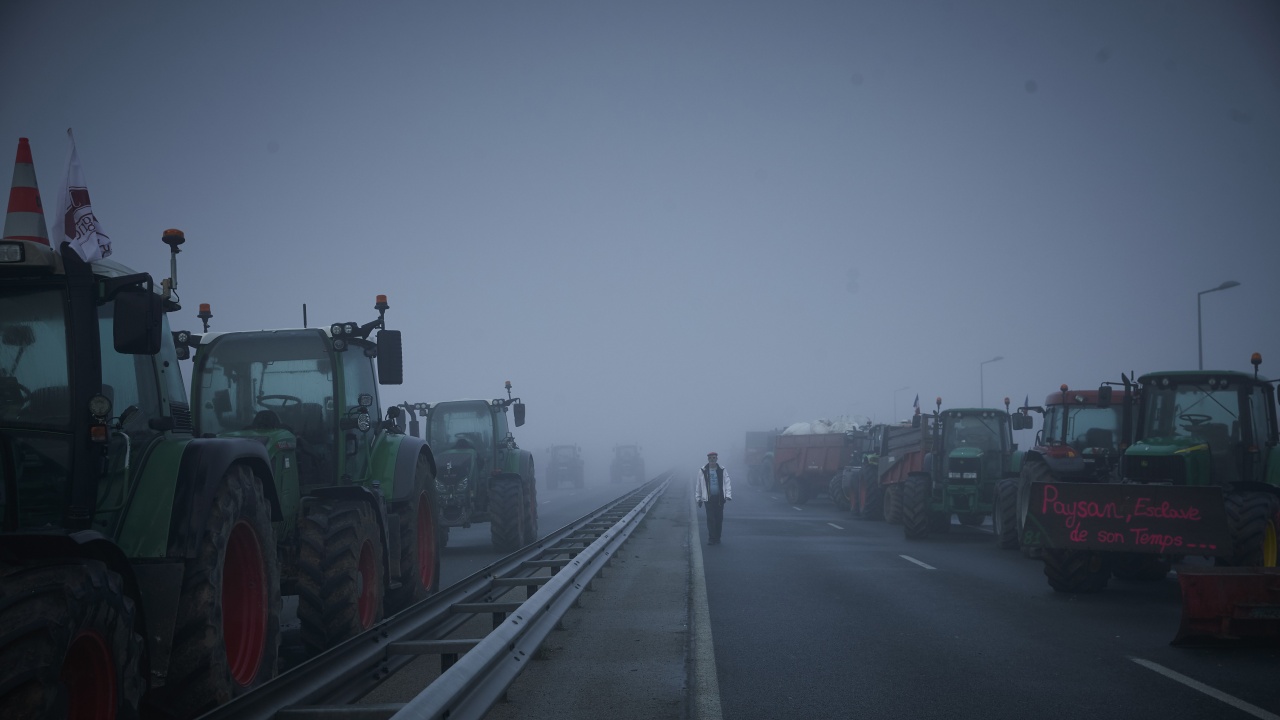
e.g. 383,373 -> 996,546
899,554 -> 936,570
828,523 -> 844,530
1130,658 -> 1280,720
792,506 -> 803,511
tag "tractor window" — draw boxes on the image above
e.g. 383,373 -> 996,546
1065,407 -> 1121,450
1246,386 -> 1273,447
341,355 -> 380,422
942,414 -> 1008,453
0,288 -> 71,429
97,301 -> 162,448
1142,384 -> 1239,452
428,406 -> 492,452
194,331 -> 331,435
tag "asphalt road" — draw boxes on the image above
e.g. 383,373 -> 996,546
699,483 -> 1280,720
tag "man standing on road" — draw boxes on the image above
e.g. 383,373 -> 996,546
695,452 -> 732,545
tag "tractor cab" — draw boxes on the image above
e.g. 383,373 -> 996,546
1125,369 -> 1278,488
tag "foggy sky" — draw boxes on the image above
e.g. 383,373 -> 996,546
3,0 -> 1278,474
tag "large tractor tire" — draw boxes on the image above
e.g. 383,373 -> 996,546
1111,554 -> 1172,582
522,478 -> 540,545
385,455 -> 441,614
883,483 -> 903,524
993,478 -> 1020,549
489,478 -> 526,552
1018,459 -> 1053,558
0,560 -> 146,720
298,499 -> 385,656
762,464 -> 779,493
829,473 -> 851,512
1043,549 -> 1110,593
156,464 -> 281,716
853,469 -> 883,521
901,474 -> 932,539
783,477 -> 805,506
1223,491 -> 1280,567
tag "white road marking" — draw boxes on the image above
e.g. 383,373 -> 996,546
899,554 -> 936,570
1130,658 -> 1280,720
828,523 -> 844,530
792,506 -> 803,511
691,493 -> 723,720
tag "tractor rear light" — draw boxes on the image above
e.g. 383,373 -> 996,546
331,323 -> 344,336
90,424 -> 108,443
0,242 -> 24,263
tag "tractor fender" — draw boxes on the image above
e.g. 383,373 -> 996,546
0,529 -> 185,684
1229,481 -> 1280,499
371,433 -> 437,502
166,438 -> 281,560
1026,449 -> 1084,478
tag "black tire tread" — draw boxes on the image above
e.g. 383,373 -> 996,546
385,453 -> 440,613
297,499 -> 385,655
0,559 -> 145,720
1224,491 -> 1280,567
902,475 -> 931,539
994,478 -> 1020,549
1043,549 -> 1110,593
489,478 -> 525,552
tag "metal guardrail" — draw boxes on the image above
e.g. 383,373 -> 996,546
200,473 -> 672,720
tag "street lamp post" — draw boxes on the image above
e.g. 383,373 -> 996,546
1197,281 -> 1240,370
893,385 -> 910,422
980,356 -> 1003,407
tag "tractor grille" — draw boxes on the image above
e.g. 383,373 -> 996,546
170,401 -> 193,433
946,458 -> 982,484
437,453 -> 473,485
1123,455 -> 1187,485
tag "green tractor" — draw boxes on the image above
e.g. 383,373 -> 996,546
409,384 -> 536,552
902,399 -> 1029,539
0,229 -> 284,718
1024,358 -> 1280,595
177,295 -> 441,657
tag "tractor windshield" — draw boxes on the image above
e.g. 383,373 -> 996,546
551,446 -> 576,461
942,413 -> 1008,454
1142,383 -> 1241,452
1043,405 -> 1122,451
428,404 -> 493,453
193,330 -> 333,438
617,446 -> 639,458
0,287 -> 71,430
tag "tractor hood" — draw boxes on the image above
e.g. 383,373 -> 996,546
947,446 -> 985,460
1127,436 -> 1208,457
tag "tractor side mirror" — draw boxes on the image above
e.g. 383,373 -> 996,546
1097,385 -> 1113,409
513,402 -> 526,427
376,329 -> 403,385
113,289 -> 163,355
1011,413 -> 1034,431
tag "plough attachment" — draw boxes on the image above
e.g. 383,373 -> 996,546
1172,566 -> 1280,645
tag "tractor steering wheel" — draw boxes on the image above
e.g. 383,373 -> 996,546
1178,412 -> 1213,427
258,394 -> 303,409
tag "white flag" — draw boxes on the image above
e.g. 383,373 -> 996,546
55,129 -> 111,262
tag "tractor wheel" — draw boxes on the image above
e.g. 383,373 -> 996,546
298,499 -> 385,656
829,474 -> 851,512
155,464 -> 280,716
1111,554 -> 1172,582
993,479 -> 1020,549
522,478 -> 540,545
1223,492 -> 1280,567
762,466 -> 779,493
489,478 -> 526,552
854,470 -> 883,521
783,478 -> 805,506
1043,549 -> 1110,593
385,455 -> 441,613
958,513 -> 985,527
883,483 -> 903,524
1018,458 -> 1052,533
901,474 -> 932,539
0,560 -> 146,720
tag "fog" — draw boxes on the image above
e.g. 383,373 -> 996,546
3,1 -> 1278,478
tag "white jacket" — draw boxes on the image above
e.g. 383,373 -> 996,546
694,464 -> 733,502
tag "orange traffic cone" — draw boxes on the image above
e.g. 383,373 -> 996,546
4,137 -> 50,245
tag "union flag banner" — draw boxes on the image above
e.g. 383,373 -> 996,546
55,129 -> 111,262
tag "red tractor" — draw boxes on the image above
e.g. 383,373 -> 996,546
994,384 -> 1130,552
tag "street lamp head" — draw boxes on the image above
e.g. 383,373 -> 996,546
992,355 -> 1004,362
1218,280 -> 1240,290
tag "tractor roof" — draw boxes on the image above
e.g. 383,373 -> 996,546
1138,370 -> 1270,386
1042,388 -> 1131,406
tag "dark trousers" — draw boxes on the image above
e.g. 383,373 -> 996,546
705,496 -> 725,541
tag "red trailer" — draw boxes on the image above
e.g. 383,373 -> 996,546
772,428 -> 869,506
846,418 -> 934,523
